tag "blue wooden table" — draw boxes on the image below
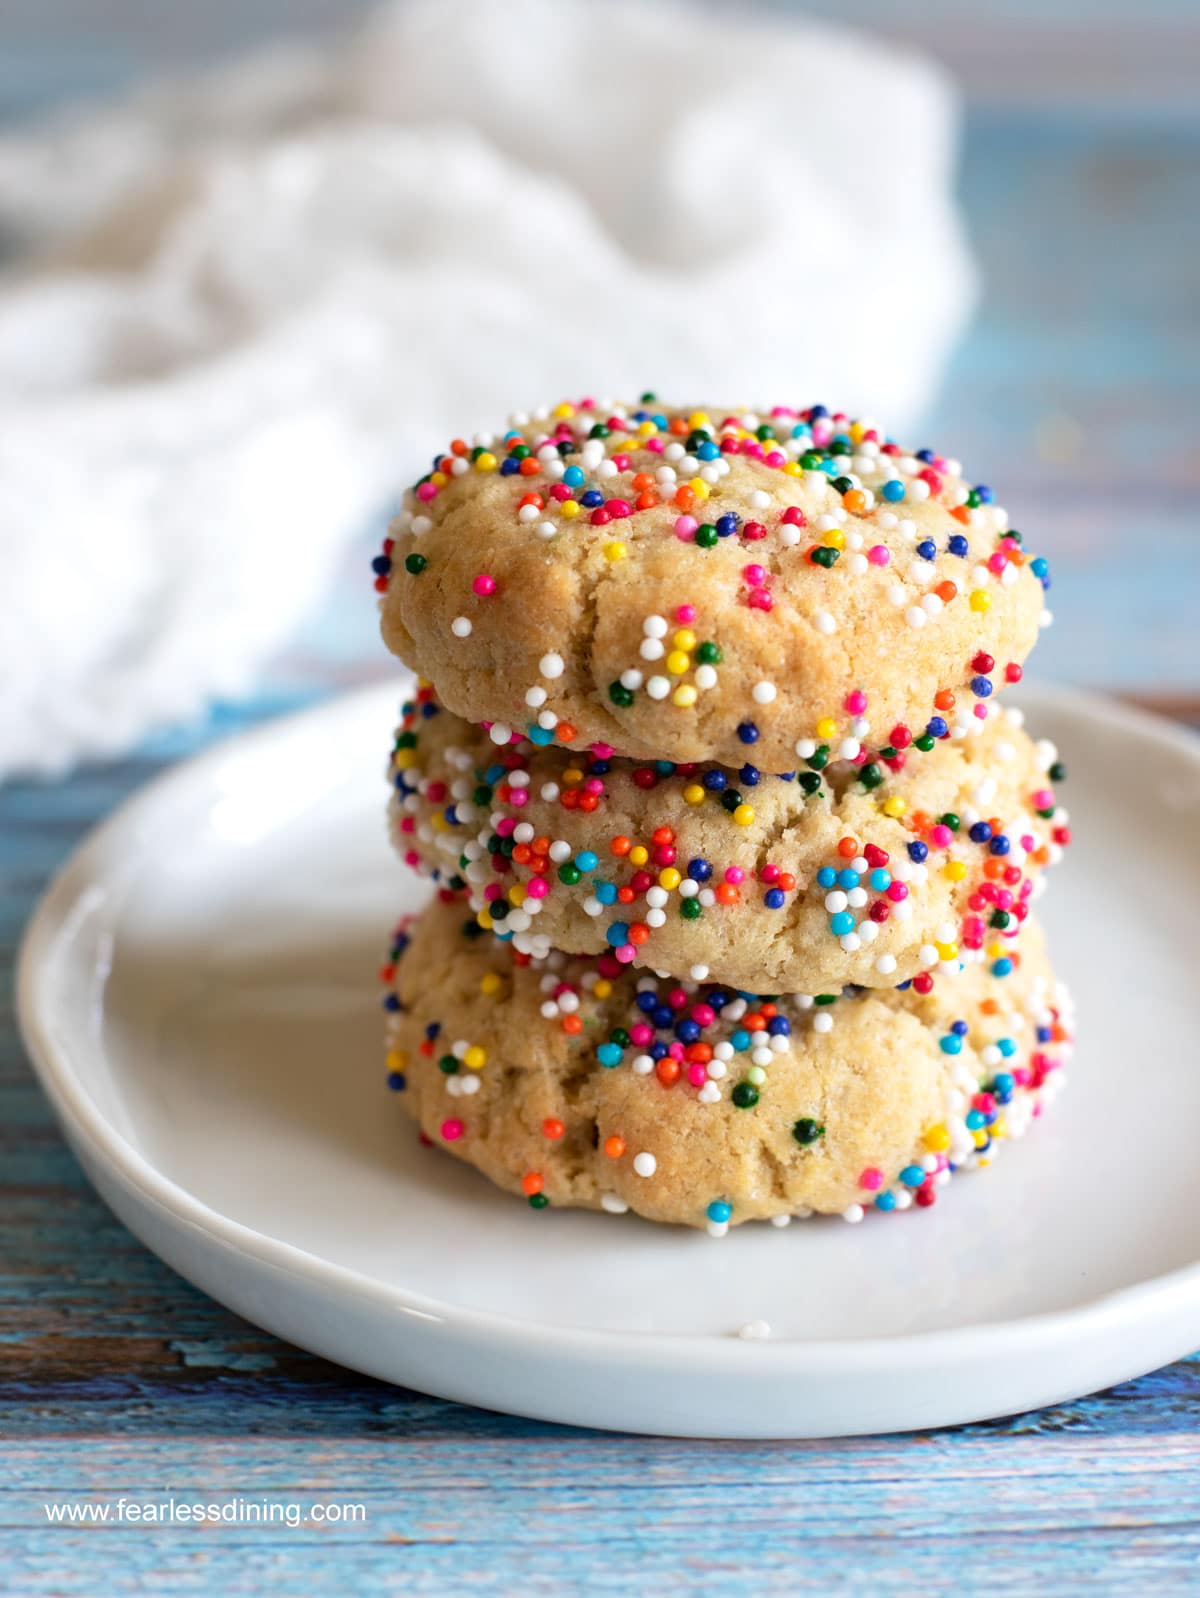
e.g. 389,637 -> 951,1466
4,3 -> 1200,1591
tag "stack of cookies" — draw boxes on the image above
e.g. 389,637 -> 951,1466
374,399 -> 1074,1232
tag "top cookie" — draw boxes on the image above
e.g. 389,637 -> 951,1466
376,399 -> 1051,771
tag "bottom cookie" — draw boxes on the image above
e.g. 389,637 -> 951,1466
382,895 -> 1073,1231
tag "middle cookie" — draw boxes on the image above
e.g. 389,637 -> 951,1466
389,688 -> 1068,992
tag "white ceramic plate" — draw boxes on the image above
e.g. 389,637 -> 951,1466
17,681 -> 1200,1438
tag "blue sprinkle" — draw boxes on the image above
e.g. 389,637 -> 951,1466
737,721 -> 760,745
595,882 -> 618,905
868,868 -> 891,891
731,1029 -> 751,1052
739,764 -> 761,787
597,1043 -> 623,1067
636,992 -> 658,1014
499,457 -> 521,476
971,675 -> 993,698
1036,1026 -> 1052,1045
580,489 -> 604,508
899,1165 -> 926,1188
675,1019 -> 701,1044
882,480 -> 905,502
830,910 -> 855,936
939,1034 -> 963,1055
575,850 -> 598,871
951,1019 -> 969,1035
916,539 -> 937,561
688,857 -> 712,882
948,534 -> 969,557
992,1071 -> 1015,1096
998,1037 -> 1017,1057
907,840 -> 928,864
386,1072 -> 407,1092
764,888 -> 786,909
702,770 -> 727,791
526,724 -> 555,746
768,1016 -> 791,1036
707,1200 -> 732,1223
989,834 -> 1011,855
816,866 -> 838,889
965,1110 -> 986,1131
697,440 -> 720,461
564,465 -> 585,487
716,512 -> 740,536
371,554 -> 392,575
926,716 -> 948,739
969,821 -> 993,844
383,994 -> 401,1012
875,1190 -> 897,1211
992,957 -> 1014,978
838,868 -> 861,890
605,922 -> 630,947
974,484 -> 994,504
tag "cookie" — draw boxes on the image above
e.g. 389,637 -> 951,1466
381,897 -> 1072,1231
376,399 -> 1051,772
388,687 -> 1068,992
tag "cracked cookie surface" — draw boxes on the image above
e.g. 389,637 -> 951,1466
377,400 -> 1050,771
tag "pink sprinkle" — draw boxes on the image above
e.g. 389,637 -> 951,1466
403,848 -> 420,868
743,563 -> 767,586
472,575 -> 495,599
526,877 -> 549,899
886,881 -> 909,903
668,1040 -> 686,1060
691,1003 -> 716,1026
748,588 -> 774,611
630,1023 -> 654,1047
590,743 -> 616,760
725,865 -> 745,884
675,604 -> 696,624
441,1119 -> 464,1142
615,944 -> 636,963
645,437 -> 664,453
495,816 -> 516,837
400,817 -> 415,835
859,1168 -> 884,1191
760,863 -> 780,884
483,884 -> 501,902
844,690 -> 868,715
687,1063 -> 708,1088
867,544 -> 890,566
929,824 -> 953,849
780,505 -> 807,527
416,482 -> 438,503
988,551 -> 1008,575
606,498 -> 632,518
674,515 -> 698,541
667,988 -> 688,1009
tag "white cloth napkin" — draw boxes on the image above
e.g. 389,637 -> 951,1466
0,0 -> 975,779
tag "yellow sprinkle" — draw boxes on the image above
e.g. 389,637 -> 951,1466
935,940 -> 959,961
463,1045 -> 487,1070
431,471 -> 448,487
733,804 -> 755,826
992,1116 -> 1008,1140
592,978 -> 613,999
849,421 -> 865,444
823,528 -> 845,549
431,813 -> 450,833
479,974 -> 502,996
637,420 -> 656,437
673,685 -> 698,708
688,411 -> 711,429
683,783 -> 706,805
553,402 -> 576,419
783,461 -> 804,477
393,749 -> 418,770
923,1123 -> 951,1153
603,541 -> 627,563
563,767 -> 584,787
629,846 -> 649,867
475,453 -> 497,472
659,867 -> 682,891
972,1127 -> 989,1149
477,909 -> 494,931
666,650 -> 690,676
969,590 -> 992,612
559,500 -> 580,519
385,1050 -> 408,1072
816,717 -> 838,741
672,628 -> 697,651
688,478 -> 710,502
881,796 -> 906,819
942,860 -> 968,882
508,884 -> 526,907
986,940 -> 1006,959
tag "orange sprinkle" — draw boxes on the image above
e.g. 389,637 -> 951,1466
542,1118 -> 565,1140
610,835 -> 632,857
842,488 -> 867,514
837,836 -> 859,859
714,882 -> 739,905
656,1058 -> 681,1086
518,457 -> 541,476
628,923 -> 651,946
603,1135 -> 626,1158
935,580 -> 958,604
561,1014 -> 583,1036
934,689 -> 956,712
950,504 -> 972,524
555,722 -> 577,743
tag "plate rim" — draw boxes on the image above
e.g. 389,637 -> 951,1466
16,677 -> 1200,1378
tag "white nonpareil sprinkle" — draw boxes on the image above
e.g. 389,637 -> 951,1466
451,616 -> 472,637
633,1152 -> 657,1177
738,1320 -> 771,1341
752,681 -> 777,704
539,652 -> 564,678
